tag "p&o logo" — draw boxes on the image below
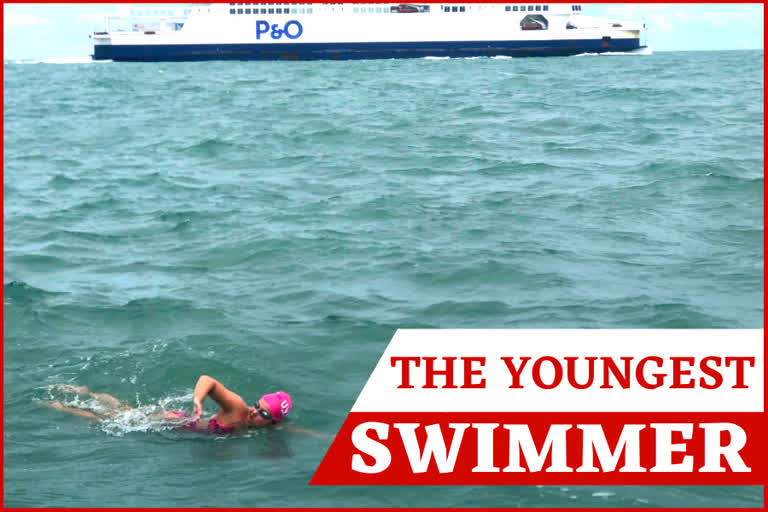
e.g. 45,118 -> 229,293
256,20 -> 303,40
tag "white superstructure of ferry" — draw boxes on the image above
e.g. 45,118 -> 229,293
91,3 -> 647,61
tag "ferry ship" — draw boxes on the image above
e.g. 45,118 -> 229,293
91,3 -> 647,61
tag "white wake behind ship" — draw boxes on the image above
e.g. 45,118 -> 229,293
91,3 -> 647,61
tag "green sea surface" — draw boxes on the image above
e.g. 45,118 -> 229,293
3,50 -> 764,507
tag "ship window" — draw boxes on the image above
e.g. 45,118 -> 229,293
299,8 -> 305,13
268,8 -> 274,13
460,6 -> 465,11
261,8 -> 267,13
512,6 -> 518,10
237,8 -> 243,14
292,8 -> 297,13
528,6 -> 534,11
535,5 -> 541,11
451,6 -> 457,11
543,5 -> 548,10
245,8 -> 251,14
169,9 -> 174,16
521,14 -> 548,29
229,8 -> 235,13
307,8 -> 312,13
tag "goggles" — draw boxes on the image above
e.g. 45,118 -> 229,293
254,402 -> 274,422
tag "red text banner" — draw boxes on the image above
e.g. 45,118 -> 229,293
311,330 -> 764,486
311,412 -> 765,485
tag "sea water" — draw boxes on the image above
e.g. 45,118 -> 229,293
3,50 -> 763,507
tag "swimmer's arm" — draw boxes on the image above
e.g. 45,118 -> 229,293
192,375 -> 246,419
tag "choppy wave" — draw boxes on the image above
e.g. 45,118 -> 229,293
4,280 -> 63,303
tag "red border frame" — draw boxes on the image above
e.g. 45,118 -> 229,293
1,0 -> 765,510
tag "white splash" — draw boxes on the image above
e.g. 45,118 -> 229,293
98,406 -> 172,437
13,56 -> 109,64
575,47 -> 653,57
43,385 -> 197,437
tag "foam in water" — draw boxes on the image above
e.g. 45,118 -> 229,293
13,57 -> 108,64
575,47 -> 653,57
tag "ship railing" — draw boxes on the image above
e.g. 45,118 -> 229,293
101,14 -> 187,33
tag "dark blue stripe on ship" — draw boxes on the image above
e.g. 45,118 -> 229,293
93,39 -> 642,61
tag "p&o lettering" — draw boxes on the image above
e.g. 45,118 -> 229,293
256,20 -> 303,40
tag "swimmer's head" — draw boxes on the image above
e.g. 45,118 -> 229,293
247,391 -> 292,426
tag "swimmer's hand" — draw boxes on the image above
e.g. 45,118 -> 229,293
193,398 -> 203,420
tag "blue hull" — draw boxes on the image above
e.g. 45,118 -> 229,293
93,38 -> 642,61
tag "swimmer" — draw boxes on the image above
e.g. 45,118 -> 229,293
45,375 -> 301,435
168,375 -> 293,434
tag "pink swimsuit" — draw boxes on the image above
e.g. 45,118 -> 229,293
168,411 -> 237,435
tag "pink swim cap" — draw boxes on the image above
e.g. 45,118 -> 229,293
261,391 -> 292,423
